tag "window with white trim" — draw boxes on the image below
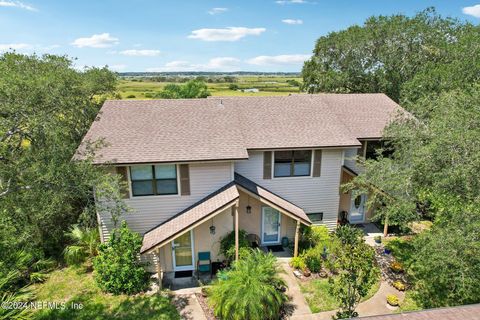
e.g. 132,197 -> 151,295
130,165 -> 178,196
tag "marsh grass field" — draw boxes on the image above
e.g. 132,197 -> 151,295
117,75 -> 303,99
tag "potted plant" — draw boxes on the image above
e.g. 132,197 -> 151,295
374,235 -> 382,244
386,294 -> 399,306
393,280 -> 405,291
390,261 -> 404,273
384,247 -> 391,254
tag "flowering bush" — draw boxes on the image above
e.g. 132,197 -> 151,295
393,280 -> 405,291
390,261 -> 403,273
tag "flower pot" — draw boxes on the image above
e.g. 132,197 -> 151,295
384,248 -> 391,254
303,270 -> 311,277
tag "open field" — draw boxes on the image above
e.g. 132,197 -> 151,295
117,75 -> 303,99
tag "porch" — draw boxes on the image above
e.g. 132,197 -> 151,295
140,173 -> 312,290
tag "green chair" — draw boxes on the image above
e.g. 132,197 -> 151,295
197,251 -> 211,278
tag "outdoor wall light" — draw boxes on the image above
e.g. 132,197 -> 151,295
246,205 -> 252,214
210,220 -> 216,235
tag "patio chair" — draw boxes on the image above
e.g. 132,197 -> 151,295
196,251 -> 212,279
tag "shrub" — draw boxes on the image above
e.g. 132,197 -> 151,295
63,225 -> 100,266
290,256 -> 306,270
228,83 -> 239,90
93,221 -> 149,295
374,235 -> 382,243
299,225 -> 330,252
302,247 -> 322,273
219,229 -> 250,262
209,250 -> 287,320
390,261 -> 404,273
386,294 -> 399,306
393,280 -> 405,291
126,94 -> 136,98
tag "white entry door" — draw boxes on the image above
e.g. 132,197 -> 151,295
172,231 -> 194,271
349,194 -> 366,223
262,207 -> 281,244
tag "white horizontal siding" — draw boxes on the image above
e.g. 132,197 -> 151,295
98,162 -> 233,240
234,150 -> 343,229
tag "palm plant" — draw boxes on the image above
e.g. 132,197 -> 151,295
209,249 -> 288,320
0,271 -> 34,320
63,225 -> 100,265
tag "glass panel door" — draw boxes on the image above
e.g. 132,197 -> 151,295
262,207 -> 281,244
349,194 -> 366,223
172,231 -> 194,271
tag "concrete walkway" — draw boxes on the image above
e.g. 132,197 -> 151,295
279,261 -> 312,318
173,292 -> 207,320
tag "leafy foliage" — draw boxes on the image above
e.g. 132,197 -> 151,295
155,79 -> 211,98
410,208 -> 480,308
63,225 -> 100,265
93,222 -> 149,295
0,270 -> 34,320
301,247 -> 322,273
0,52 -> 116,288
302,8 -> 480,105
209,250 -> 288,320
219,229 -> 250,262
329,226 -> 379,319
289,256 -> 306,270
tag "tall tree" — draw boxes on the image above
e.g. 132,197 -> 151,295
302,8 -> 479,105
0,53 -> 116,276
155,79 -> 210,99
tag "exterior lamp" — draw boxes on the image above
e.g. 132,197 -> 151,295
246,196 -> 252,214
210,219 -> 216,235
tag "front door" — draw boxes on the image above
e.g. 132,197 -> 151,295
262,207 -> 281,244
172,231 -> 194,271
349,194 -> 366,223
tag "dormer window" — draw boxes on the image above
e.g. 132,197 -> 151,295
274,150 -> 312,177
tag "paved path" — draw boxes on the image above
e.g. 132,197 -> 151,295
173,293 -> 207,320
279,262 -> 313,318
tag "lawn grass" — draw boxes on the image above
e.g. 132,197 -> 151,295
299,277 -> 381,313
116,76 -> 302,99
32,266 -> 180,320
397,290 -> 422,313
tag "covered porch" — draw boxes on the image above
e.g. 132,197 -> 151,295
140,173 -> 311,290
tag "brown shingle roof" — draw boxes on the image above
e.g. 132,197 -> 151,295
234,173 -> 311,224
360,303 -> 480,320
76,94 -> 404,164
140,174 -> 310,253
141,182 -> 239,253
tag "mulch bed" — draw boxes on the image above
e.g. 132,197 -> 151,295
195,292 -> 217,320
373,244 -> 409,287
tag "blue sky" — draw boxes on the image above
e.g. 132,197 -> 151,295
0,0 -> 479,72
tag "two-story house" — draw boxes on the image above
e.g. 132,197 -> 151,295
75,94 -> 404,284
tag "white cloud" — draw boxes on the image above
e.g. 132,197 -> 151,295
246,54 -> 310,66
208,7 -> 228,15
188,27 -> 266,41
71,33 -> 119,48
0,1 -> 36,11
282,19 -> 303,25
146,57 -> 240,72
463,4 -> 480,18
0,43 -> 30,51
119,49 -> 161,57
276,0 -> 306,4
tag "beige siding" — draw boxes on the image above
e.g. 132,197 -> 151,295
98,162 -> 234,241
238,192 -> 296,243
235,150 -> 343,230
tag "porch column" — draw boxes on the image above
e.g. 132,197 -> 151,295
234,202 -> 239,262
294,220 -> 300,257
155,248 -> 163,289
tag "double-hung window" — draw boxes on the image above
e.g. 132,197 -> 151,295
130,165 -> 178,196
274,150 -> 312,177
